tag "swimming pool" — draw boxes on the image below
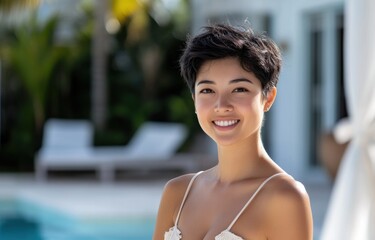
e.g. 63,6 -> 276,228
0,198 -> 155,240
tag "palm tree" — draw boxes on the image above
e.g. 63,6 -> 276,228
0,0 -> 41,137
1,16 -> 63,132
91,0 -> 146,130
0,0 -> 109,131
91,0 -> 109,130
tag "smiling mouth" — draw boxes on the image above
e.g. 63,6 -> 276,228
213,120 -> 239,127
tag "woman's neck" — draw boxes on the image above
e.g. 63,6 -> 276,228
215,136 -> 271,183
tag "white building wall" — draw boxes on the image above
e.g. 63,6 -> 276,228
269,1 -> 307,179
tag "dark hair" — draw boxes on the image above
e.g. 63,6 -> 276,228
179,23 -> 282,95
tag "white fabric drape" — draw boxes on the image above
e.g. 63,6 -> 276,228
320,0 -> 375,239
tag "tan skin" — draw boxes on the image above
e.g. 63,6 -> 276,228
153,57 -> 313,240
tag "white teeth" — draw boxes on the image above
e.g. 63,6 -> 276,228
214,120 -> 238,127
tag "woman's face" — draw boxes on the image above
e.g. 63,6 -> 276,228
193,57 -> 275,146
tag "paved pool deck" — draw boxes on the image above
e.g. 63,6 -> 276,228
0,171 -> 333,239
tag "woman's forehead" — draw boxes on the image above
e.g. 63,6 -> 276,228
196,58 -> 260,86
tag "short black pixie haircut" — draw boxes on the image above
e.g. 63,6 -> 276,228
179,23 -> 282,96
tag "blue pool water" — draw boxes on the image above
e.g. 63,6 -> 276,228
0,216 -> 155,240
0,198 -> 155,240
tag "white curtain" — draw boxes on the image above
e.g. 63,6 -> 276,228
320,0 -> 375,239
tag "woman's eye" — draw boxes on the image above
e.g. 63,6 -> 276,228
233,88 -> 248,93
200,89 -> 214,94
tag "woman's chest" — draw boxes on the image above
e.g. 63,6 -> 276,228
175,194 -> 266,240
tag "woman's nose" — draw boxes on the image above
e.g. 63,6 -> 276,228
214,95 -> 233,113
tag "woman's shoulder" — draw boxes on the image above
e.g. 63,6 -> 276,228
161,172 -> 202,209
267,173 -> 309,198
262,173 -> 311,211
261,173 -> 313,238
163,172 -> 198,197
153,173 -> 202,239
154,172 -> 201,232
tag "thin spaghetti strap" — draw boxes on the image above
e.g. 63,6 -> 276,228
227,172 -> 287,230
174,171 -> 204,226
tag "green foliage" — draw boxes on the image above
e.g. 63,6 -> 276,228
0,14 -> 79,169
0,1 -> 197,171
103,3 -> 198,145
1,14 -> 65,132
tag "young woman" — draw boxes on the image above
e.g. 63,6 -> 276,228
153,24 -> 313,240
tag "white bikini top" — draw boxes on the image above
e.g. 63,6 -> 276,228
164,171 -> 287,240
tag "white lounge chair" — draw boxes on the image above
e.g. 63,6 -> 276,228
93,121 -> 199,181
35,119 -> 196,181
35,119 -> 95,180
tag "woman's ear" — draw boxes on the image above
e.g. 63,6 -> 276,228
264,87 -> 277,112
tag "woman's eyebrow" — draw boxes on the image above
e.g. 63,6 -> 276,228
196,80 -> 215,86
196,78 -> 253,86
230,78 -> 253,84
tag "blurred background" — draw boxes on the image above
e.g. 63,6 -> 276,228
0,0 -> 348,180
0,0 -> 352,239
0,0 -> 200,171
